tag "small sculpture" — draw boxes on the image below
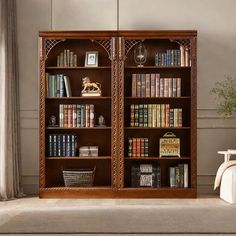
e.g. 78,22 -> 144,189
134,42 -> 147,67
98,115 -> 106,127
49,115 -> 57,126
81,77 -> 101,96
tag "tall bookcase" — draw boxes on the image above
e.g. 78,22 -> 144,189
39,31 -> 197,198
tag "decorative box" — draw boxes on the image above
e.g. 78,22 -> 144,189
131,164 -> 161,187
159,132 -> 180,157
79,146 -> 98,157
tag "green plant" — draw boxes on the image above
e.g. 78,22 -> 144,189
211,76 -> 236,117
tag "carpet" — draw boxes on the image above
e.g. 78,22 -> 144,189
1,204 -> 236,234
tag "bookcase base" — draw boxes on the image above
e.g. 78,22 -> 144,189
39,187 -> 196,198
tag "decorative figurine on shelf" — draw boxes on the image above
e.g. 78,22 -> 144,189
134,41 -> 147,67
48,115 -> 57,127
81,76 -> 102,97
98,115 -> 106,127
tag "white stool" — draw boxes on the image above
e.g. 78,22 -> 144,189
218,150 -> 236,204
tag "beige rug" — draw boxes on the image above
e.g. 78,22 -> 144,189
1,203 -> 236,234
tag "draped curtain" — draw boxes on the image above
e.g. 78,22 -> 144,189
0,0 -> 24,200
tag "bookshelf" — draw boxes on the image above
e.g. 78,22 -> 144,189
39,31 -> 197,198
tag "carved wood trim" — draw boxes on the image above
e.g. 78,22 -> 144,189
117,37 -> 125,188
45,39 -> 65,58
124,39 -> 142,58
111,37 -> 118,188
93,39 -> 112,60
39,37 -> 46,188
173,39 -> 191,49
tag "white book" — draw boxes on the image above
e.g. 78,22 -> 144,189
63,76 -> 72,97
184,164 -> 188,188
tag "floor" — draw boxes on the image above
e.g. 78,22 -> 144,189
0,195 -> 236,235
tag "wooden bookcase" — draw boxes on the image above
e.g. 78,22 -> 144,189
39,31 -> 197,198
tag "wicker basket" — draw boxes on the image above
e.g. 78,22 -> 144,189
62,167 -> 96,187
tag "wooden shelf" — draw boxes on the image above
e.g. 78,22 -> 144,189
124,127 -> 190,129
46,156 -> 111,160
46,96 -> 111,100
124,157 -> 190,160
46,127 -> 111,130
46,66 -> 111,69
125,66 -> 191,69
125,96 -> 190,99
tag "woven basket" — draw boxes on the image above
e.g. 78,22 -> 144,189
63,167 -> 96,187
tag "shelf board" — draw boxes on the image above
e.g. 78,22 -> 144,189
125,66 -> 191,69
46,66 -> 111,69
125,96 -> 190,99
46,96 -> 111,100
46,127 -> 111,130
124,157 -> 190,160
46,156 -> 111,160
125,127 -> 190,130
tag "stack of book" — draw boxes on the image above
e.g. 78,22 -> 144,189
130,104 -> 182,128
48,134 -> 77,157
128,137 -> 149,157
169,164 -> 188,188
46,74 -> 72,97
59,104 -> 94,128
132,74 -> 181,97
57,49 -> 77,67
155,46 -> 190,67
155,49 -> 181,66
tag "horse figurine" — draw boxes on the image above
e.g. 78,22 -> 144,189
81,77 -> 101,94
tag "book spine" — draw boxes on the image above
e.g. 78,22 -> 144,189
136,138 -> 141,157
165,104 -> 170,128
156,104 -> 161,127
143,104 -> 148,127
180,45 -> 185,66
177,78 -> 181,97
141,74 -> 146,97
145,74 -> 151,97
150,74 -> 156,97
64,104 -> 68,128
59,74 -> 64,97
71,134 -> 76,157
136,74 -> 141,97
76,104 -> 81,128
168,78 -> 173,97
175,166 -> 181,187
144,138 -> 149,157
69,51 -> 74,67
53,134 -> 57,157
62,134 -> 66,156
164,78 -> 168,97
148,104 -> 152,127
72,104 -> 77,128
85,104 -> 90,128
184,164 -> 189,188
152,104 -> 157,127
178,108 -> 182,127
66,134 -> 71,156
80,105 -> 85,127
60,52 -> 64,67
68,104 -> 73,128
169,167 -> 176,187
73,54 -> 77,67
63,50 -> 67,67
90,104 -> 94,127
48,134 -> 53,157
138,104 -> 144,127
57,134 -> 61,157
134,105 -> 139,127
128,138 -> 132,157
160,78 -> 164,97
173,78 -> 177,97
155,74 -> 160,97
132,138 -> 137,157
170,108 -> 174,127
140,138 -> 145,157
130,104 -> 135,127
161,104 -> 165,127
59,104 -> 64,128
132,74 -> 137,97
156,166 -> 161,187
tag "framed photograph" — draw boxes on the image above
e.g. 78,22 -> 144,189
85,51 -> 98,67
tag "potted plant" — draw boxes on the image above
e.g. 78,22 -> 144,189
211,76 -> 236,117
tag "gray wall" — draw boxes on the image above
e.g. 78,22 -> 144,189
17,0 -> 236,195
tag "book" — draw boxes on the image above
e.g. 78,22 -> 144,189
64,76 -> 72,97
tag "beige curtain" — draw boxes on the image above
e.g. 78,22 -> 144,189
0,0 -> 24,200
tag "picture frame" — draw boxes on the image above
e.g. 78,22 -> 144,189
85,51 -> 98,67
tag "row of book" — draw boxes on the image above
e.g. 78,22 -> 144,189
155,46 -> 190,67
46,74 -> 72,97
48,134 -> 77,157
57,49 -> 78,67
132,74 -> 181,98
59,104 -> 95,128
169,164 -> 188,188
128,138 -> 149,157
130,104 -> 182,128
